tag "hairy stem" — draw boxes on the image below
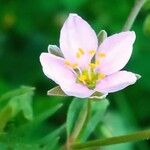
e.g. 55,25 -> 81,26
72,129 -> 150,149
122,0 -> 147,31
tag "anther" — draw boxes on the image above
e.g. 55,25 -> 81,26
89,63 -> 96,69
76,52 -> 81,58
64,60 -> 78,69
78,74 -> 87,83
78,48 -> 85,55
98,73 -> 106,80
98,52 -> 106,58
76,48 -> 85,58
64,60 -> 71,66
95,60 -> 100,65
89,50 -> 96,55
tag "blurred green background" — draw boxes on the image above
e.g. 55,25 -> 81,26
0,0 -> 150,149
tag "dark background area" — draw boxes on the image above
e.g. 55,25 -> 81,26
0,0 -> 150,149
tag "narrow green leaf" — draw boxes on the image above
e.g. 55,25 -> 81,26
0,106 -> 13,132
0,86 -> 35,103
13,103 -> 63,138
19,93 -> 33,120
66,98 -> 86,137
33,103 -> 63,124
144,14 -> 150,35
39,124 -> 65,144
0,86 -> 35,120
42,137 -> 60,150
79,99 -> 109,141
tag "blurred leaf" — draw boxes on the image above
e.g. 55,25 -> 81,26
32,103 -> 63,125
66,98 -> 86,137
66,98 -> 109,141
7,89 -> 34,120
0,103 -> 63,149
19,93 -> 33,120
0,86 -> 35,131
0,86 -> 35,103
79,99 -> 109,141
61,0 -> 87,9
38,124 -> 65,144
12,103 -> 63,142
101,111 -> 134,150
0,105 -> 12,132
42,137 -> 60,150
143,14 -> 150,36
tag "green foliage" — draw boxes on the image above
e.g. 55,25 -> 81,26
66,98 -> 109,143
143,14 -> 150,35
0,86 -> 34,131
79,99 -> 109,141
66,98 -> 86,137
0,0 -> 150,149
0,87 -> 64,150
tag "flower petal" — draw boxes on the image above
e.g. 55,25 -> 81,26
97,31 -> 136,75
40,53 -> 94,98
95,71 -> 137,93
60,82 -> 94,98
60,13 -> 98,68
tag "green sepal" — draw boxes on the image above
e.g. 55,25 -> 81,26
97,30 -> 107,44
47,86 -> 107,99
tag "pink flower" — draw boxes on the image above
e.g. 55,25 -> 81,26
40,13 -> 139,98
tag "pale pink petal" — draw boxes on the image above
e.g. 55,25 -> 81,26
40,53 -> 94,98
95,71 -> 137,93
60,82 -> 94,98
40,52 -> 73,85
60,13 -> 98,68
97,31 -> 136,75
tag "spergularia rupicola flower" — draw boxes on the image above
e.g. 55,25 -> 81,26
40,13 -> 139,98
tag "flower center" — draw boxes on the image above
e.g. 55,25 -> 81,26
64,48 -> 106,89
76,66 -> 106,89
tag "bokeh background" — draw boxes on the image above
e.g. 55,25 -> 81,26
0,0 -> 150,149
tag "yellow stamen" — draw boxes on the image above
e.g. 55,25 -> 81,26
98,52 -> 106,58
64,60 -> 71,66
95,60 -> 100,65
76,52 -> 81,58
64,60 -> 78,69
98,73 -> 106,80
89,63 -> 96,69
76,48 -> 85,58
78,74 -> 87,83
89,60 -> 100,69
72,63 -> 78,69
78,48 -> 85,55
89,50 -> 96,55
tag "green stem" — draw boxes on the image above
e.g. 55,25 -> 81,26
71,129 -> 150,149
122,0 -> 147,31
71,100 -> 91,141
77,100 -> 92,140
66,100 -> 92,149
